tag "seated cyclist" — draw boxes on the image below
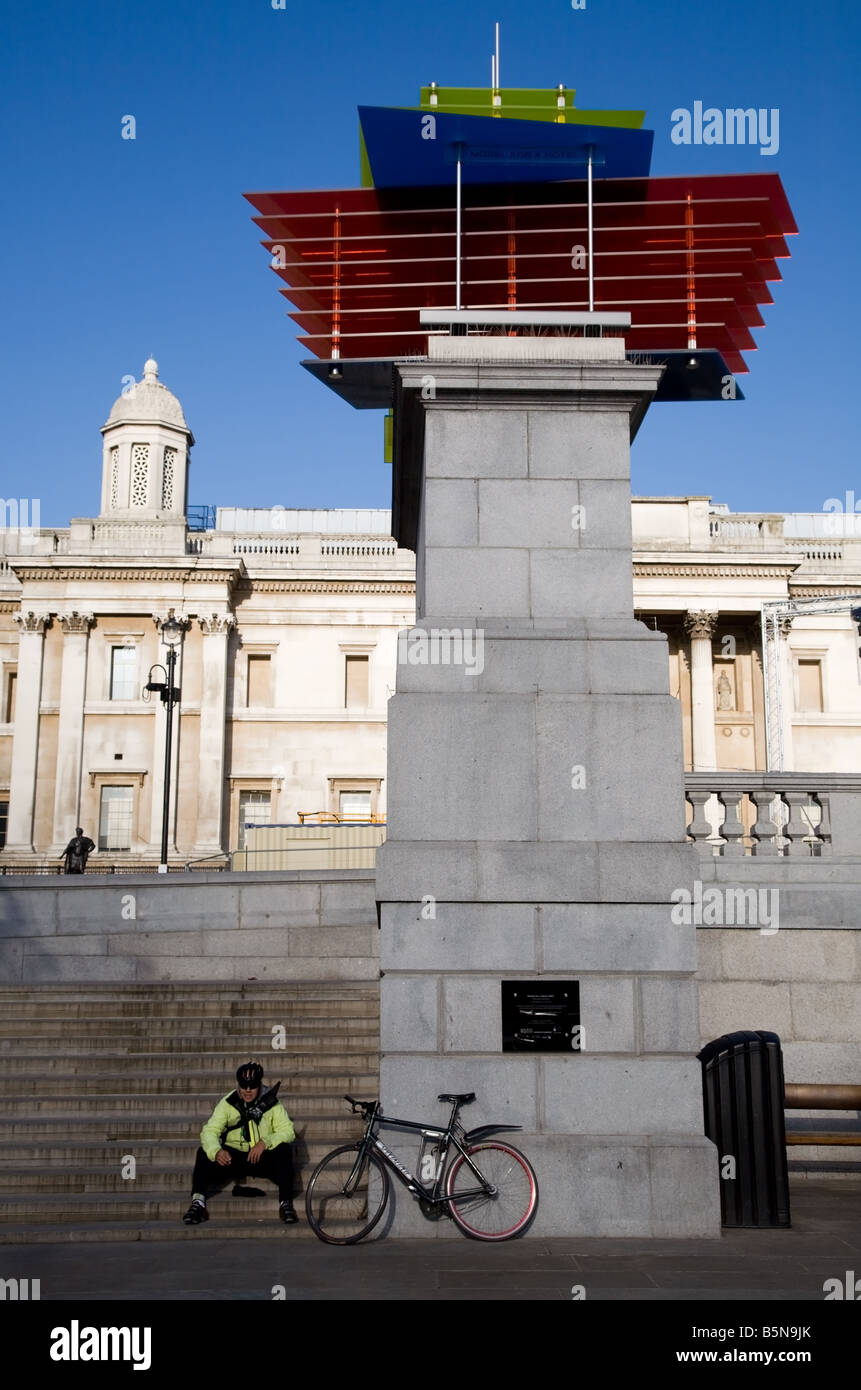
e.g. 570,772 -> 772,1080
182,1060 -> 298,1226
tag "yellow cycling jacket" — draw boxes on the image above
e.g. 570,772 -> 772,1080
200,1089 -> 296,1160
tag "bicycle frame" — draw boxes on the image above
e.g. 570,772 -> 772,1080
346,1101 -> 495,1207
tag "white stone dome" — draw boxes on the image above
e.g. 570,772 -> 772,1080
105,358 -> 188,430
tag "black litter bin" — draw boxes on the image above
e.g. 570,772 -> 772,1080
697,1029 -> 791,1228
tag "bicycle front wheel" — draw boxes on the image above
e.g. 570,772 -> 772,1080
304,1143 -> 390,1245
445,1142 -> 539,1241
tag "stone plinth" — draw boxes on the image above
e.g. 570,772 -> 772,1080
377,341 -> 720,1237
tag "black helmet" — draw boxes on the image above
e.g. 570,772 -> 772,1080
236,1061 -> 264,1089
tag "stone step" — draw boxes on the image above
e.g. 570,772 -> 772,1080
3,1062 -> 378,1092
0,1216 -> 368,1244
0,1150 -> 353,1192
0,999 -> 379,1021
0,1035 -> 378,1057
0,1023 -> 379,1047
0,1050 -> 378,1075
2,1083 -> 378,1116
0,1129 -> 365,1164
0,1109 -> 366,1140
0,1190 -> 345,1227
0,1018 -> 377,1036
0,982 -> 377,996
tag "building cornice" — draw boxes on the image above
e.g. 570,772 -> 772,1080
634,562 -> 798,580
15,566 -> 241,584
238,579 -> 416,595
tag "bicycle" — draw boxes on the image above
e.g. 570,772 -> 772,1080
304,1091 -> 539,1244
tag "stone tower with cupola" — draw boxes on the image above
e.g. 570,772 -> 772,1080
100,358 -> 193,521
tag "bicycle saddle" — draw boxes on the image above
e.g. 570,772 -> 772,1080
438,1092 -> 476,1105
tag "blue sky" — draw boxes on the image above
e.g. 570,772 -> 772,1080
3,0 -> 859,527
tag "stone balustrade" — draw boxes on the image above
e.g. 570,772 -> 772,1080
685,772 -> 861,856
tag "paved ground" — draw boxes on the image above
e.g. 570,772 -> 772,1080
5,1178 -> 861,1301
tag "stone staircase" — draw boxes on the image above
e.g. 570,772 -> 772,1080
0,982 -> 379,1242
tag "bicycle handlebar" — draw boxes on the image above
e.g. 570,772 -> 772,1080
344,1094 -> 378,1115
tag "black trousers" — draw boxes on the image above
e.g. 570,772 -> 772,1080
191,1144 -> 294,1202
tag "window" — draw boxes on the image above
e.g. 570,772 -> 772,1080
345,654 -> 369,707
339,791 -> 372,821
247,654 -> 272,708
99,785 -> 134,850
0,800 -> 8,849
238,790 -> 271,849
796,659 -> 824,712
110,646 -> 137,701
4,671 -> 16,724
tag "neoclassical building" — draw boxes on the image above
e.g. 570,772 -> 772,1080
1,361 -> 860,867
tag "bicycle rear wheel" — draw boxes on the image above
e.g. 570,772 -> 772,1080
304,1143 -> 390,1245
445,1142 -> 538,1241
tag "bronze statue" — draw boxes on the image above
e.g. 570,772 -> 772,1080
61,828 -> 95,875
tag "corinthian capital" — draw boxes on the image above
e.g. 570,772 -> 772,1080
59,611 -> 95,635
13,611 -> 50,634
198,613 -> 236,636
684,610 -> 719,641
777,616 -> 793,638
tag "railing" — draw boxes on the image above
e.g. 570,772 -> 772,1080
684,773 -> 861,856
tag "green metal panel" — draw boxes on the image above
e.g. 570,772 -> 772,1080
383,409 -> 393,464
416,86 -> 644,128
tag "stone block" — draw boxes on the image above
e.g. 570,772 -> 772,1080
380,902 -> 537,972
586,636 -> 671,694
320,880 -> 378,928
477,479 -> 580,549
23,955 -> 137,983
288,925 -> 377,958
578,479 -> 634,550
0,889 -> 57,937
423,479 -> 478,547
239,882 -> 320,929
640,978 -> 700,1052
107,930 -> 207,956
697,981 -> 793,1042
380,1055 -> 541,1130
0,939 -> 23,983
529,1135 -> 651,1238
648,1138 -> 721,1236
529,549 -> 633,620
543,903 -> 696,973
386,695 -> 537,841
717,927 -> 856,983
542,1056 -> 704,1133
790,983 -> 861,1042
527,409 -> 630,479
25,934 -> 108,955
381,976 -> 439,1052
442,977 -> 503,1052
579,976 -> 636,1052
596,843 -> 701,902
425,408 -> 527,479
535,694 -> 689,842
424,547 -> 530,617
781,1041 -> 861,1085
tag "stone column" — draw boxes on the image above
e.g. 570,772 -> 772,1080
377,342 -> 720,1239
51,612 -> 95,848
4,613 -> 50,853
148,613 -> 189,854
684,611 -> 719,772
777,615 -> 794,770
194,613 -> 234,853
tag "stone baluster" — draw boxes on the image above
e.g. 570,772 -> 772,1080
750,789 -> 780,856
686,789 -> 715,848
717,790 -> 746,857
815,794 -> 831,853
783,790 -> 814,857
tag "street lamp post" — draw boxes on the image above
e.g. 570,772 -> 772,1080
145,614 -> 183,873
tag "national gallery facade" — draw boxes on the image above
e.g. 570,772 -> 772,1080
1,361 -> 859,868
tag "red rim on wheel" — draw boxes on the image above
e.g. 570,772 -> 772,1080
446,1142 -> 538,1241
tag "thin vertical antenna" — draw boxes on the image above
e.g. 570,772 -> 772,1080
456,152 -> 462,310
587,151 -> 594,311
495,22 -> 500,89
491,56 -> 496,90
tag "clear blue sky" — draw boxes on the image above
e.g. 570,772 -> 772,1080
3,0 -> 859,527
